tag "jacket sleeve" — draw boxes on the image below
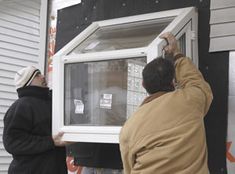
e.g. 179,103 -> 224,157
175,57 -> 213,115
120,145 -> 132,174
120,128 -> 136,174
3,101 -> 55,156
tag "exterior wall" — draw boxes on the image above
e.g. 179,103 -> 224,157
0,0 -> 46,173
210,0 -> 235,52
47,0 -> 81,88
210,1 -> 235,173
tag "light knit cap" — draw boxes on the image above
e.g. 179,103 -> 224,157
14,66 -> 40,89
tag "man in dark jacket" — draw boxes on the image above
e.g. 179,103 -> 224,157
3,66 -> 68,174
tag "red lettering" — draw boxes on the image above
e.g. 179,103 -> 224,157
49,27 -> 56,35
66,156 -> 83,174
66,156 -> 78,172
48,42 -> 55,58
227,142 -> 235,162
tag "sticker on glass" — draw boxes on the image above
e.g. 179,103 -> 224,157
74,99 -> 84,114
100,94 -> 112,109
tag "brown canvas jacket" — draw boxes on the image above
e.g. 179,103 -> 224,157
119,57 -> 213,174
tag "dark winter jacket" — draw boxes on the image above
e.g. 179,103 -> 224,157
3,86 -> 67,174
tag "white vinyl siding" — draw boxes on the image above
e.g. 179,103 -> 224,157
0,0 -> 47,173
209,0 -> 235,52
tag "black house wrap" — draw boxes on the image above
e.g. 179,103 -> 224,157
55,0 -> 228,173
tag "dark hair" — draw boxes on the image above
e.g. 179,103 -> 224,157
142,57 -> 175,94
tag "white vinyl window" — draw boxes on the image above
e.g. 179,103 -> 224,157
53,7 -> 198,143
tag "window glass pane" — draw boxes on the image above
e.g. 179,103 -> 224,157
64,57 -> 147,126
178,33 -> 186,55
68,18 -> 173,55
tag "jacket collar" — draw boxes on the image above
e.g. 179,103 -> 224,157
17,86 -> 50,100
141,91 -> 168,106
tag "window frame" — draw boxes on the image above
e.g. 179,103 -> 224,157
52,7 -> 198,143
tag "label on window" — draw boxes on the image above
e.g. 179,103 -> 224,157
100,94 -> 112,109
74,99 -> 84,114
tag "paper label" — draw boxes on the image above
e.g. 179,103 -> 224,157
74,99 -> 84,114
100,94 -> 112,109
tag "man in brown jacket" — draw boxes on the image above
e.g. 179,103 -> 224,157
119,32 -> 213,174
